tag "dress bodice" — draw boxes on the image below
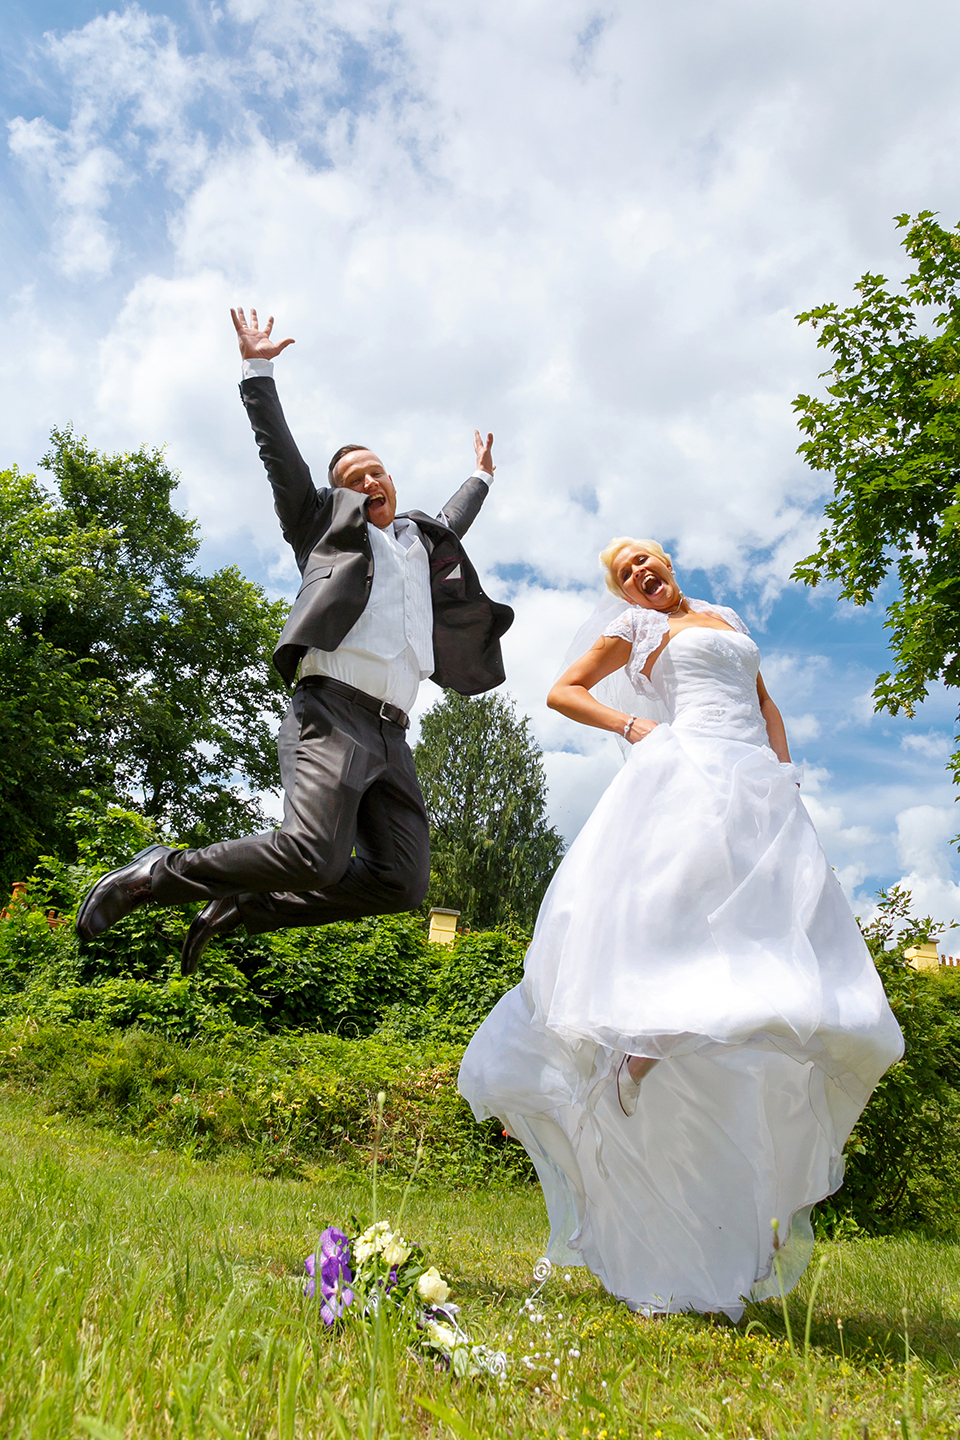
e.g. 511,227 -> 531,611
649,627 -> 767,746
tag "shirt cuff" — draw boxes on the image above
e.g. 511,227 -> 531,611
242,358 -> 275,380
472,467 -> 494,485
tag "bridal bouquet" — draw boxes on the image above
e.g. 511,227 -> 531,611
304,1219 -> 506,1377
304,1219 -> 438,1324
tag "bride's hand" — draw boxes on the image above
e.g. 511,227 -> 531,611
626,718 -> 658,743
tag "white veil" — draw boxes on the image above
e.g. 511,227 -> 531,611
558,591 -> 668,757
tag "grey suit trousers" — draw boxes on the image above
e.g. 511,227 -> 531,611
150,685 -> 431,934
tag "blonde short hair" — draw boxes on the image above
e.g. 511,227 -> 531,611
599,536 -> 673,599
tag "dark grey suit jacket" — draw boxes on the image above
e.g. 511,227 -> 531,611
240,376 -> 514,693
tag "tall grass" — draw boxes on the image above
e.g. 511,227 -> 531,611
1,1094 -> 959,1438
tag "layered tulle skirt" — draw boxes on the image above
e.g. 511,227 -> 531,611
459,722 -> 903,1318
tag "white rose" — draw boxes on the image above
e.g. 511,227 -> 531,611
353,1241 -> 375,1264
417,1267 -> 451,1305
424,1319 -> 458,1351
381,1238 -> 411,1267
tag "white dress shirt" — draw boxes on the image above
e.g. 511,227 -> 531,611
242,357 -> 493,714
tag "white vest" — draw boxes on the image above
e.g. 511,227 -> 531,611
299,518 -> 435,713
346,520 -> 434,668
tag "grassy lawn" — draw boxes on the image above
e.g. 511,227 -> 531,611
1,1095 -> 958,1439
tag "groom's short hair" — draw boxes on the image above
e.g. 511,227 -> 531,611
328,444 -> 370,484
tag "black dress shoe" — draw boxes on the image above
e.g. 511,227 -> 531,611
181,896 -> 242,976
75,844 -> 173,941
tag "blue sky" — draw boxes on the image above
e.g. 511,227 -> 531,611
4,0 -> 960,932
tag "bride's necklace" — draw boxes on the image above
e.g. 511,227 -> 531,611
664,592 -> 686,617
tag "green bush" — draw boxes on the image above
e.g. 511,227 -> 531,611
815,889 -> 960,1236
0,1017 -> 533,1184
0,800 -> 181,993
376,929 -> 527,1046
0,799 -> 438,1039
230,914 -> 435,1034
432,928 -> 527,1030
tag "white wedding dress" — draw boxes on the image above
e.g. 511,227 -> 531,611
459,612 -> 903,1319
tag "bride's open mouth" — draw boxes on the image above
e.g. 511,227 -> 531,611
641,573 -> 666,597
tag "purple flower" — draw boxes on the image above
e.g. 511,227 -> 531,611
367,1266 -> 399,1301
306,1226 -> 354,1326
304,1251 -> 318,1299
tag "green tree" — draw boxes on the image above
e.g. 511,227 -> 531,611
413,691 -> 565,929
792,211 -> 960,783
0,428 -> 289,889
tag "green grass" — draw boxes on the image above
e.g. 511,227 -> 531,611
1,1094 -> 959,1438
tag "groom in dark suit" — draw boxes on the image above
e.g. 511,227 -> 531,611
77,308 -> 513,972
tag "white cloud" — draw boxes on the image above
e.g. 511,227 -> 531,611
895,805 -> 956,882
7,0 -> 919,586
755,652 -> 830,704
901,730 -> 953,761
784,712 -> 820,744
8,116 -> 123,277
849,690 -> 879,725
889,804 -> 960,929
834,862 -> 871,903
801,794 -> 878,859
6,6 -> 222,278
796,763 -> 831,795
544,747 -> 622,844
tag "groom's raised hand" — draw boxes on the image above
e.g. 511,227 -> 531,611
474,429 -> 495,477
231,307 -> 296,361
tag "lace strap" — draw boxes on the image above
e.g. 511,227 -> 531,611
601,607 -> 642,643
601,605 -> 670,675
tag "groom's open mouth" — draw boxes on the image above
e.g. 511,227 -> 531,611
367,494 -> 387,514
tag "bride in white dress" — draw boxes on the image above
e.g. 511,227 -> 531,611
459,537 -> 903,1319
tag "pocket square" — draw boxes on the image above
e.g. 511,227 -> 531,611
444,564 -> 462,580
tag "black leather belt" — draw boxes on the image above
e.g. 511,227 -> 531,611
296,674 -> 411,730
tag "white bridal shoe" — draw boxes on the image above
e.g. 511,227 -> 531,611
616,1057 -> 644,1117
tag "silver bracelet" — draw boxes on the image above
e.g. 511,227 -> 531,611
623,715 -> 637,739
